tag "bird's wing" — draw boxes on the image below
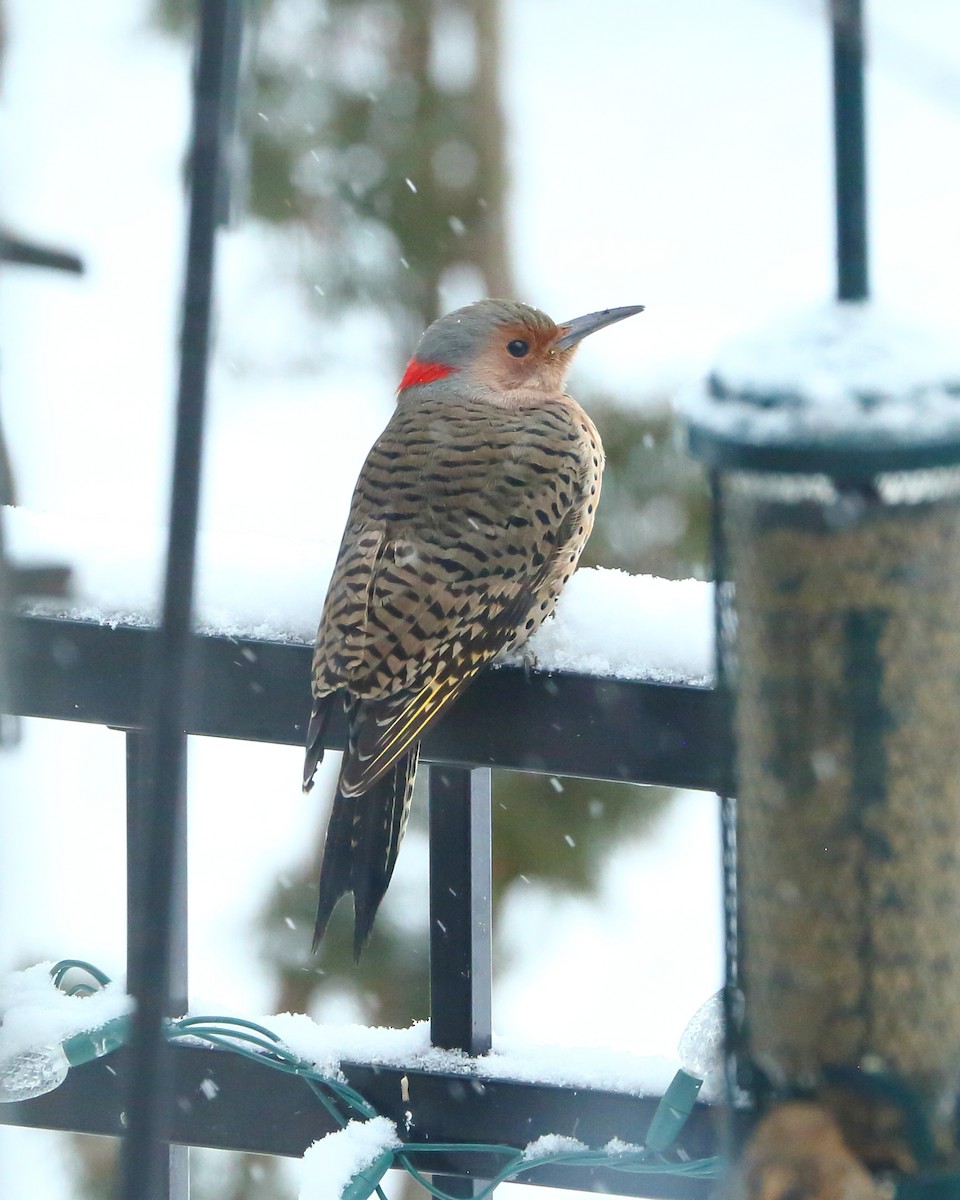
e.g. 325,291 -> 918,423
310,525 -> 387,694
312,516 -> 555,691
338,570 -> 554,795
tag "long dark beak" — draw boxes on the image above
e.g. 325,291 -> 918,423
553,304 -> 645,351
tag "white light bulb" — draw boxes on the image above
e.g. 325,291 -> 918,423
0,1043 -> 70,1103
677,990 -> 725,1088
0,1014 -> 132,1104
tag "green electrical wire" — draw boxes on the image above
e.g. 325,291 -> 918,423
49,959 -> 113,995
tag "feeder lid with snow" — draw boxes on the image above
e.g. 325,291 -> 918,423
680,302 -> 960,476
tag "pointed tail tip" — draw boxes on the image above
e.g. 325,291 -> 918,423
311,890 -> 339,954
352,913 -> 375,963
310,897 -> 373,962
310,747 -> 417,960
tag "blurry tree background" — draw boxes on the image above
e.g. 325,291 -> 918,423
163,0 -> 515,352
64,1 -> 709,1196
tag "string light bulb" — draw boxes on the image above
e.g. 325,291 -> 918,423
0,1015 -> 130,1103
643,991 -> 724,1154
677,990 -> 724,1087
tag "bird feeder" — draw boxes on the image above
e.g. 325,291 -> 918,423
684,301 -> 960,1171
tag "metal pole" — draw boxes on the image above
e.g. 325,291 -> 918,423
126,732 -> 190,1198
832,0 -> 869,301
119,3 -> 238,1197
428,764 -> 493,1198
427,765 -> 493,1055
709,470 -> 747,1114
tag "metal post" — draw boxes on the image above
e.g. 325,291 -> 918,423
428,764 -> 493,1198
708,470 -> 747,1113
119,3 -> 238,1198
126,731 -> 189,1197
832,0 -> 869,301
427,764 -> 493,1054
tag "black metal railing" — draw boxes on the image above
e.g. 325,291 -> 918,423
1,612 -> 726,1198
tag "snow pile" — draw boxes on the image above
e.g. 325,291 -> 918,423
6,507 -> 714,685
505,567 -> 713,685
603,1136 -> 647,1156
0,955 -> 720,1157
0,964 -> 683,1098
299,1117 -> 400,1200
680,301 -> 960,447
522,1133 -> 588,1160
0,962 -> 131,1065
248,1012 -> 683,1098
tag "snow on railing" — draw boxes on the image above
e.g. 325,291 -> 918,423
6,506 -> 714,685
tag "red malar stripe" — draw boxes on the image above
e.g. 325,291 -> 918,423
398,357 -> 456,391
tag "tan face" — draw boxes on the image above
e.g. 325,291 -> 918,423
470,320 -> 577,394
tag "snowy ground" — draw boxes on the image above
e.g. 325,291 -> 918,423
1,0 -> 959,1196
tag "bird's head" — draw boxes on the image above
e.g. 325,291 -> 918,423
397,298 -> 644,405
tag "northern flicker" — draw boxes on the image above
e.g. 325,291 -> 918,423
303,297 -> 644,957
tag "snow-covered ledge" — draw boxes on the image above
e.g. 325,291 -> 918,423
5,507 -> 714,686
0,962 -> 710,1104
0,963 -> 722,1197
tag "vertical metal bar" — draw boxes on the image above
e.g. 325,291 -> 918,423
832,0 -> 869,301
428,764 -> 493,1055
126,731 -> 189,1198
709,469 -> 750,1145
709,471 -> 741,1089
428,764 -> 493,1197
120,4 -> 238,1198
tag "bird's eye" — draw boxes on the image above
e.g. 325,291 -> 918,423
506,339 -> 530,358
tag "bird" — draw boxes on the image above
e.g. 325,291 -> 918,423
303,297 -> 644,958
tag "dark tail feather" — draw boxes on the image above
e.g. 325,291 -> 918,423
312,744 -> 420,959
303,695 -> 333,792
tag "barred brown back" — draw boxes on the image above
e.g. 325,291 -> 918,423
312,392 -> 602,710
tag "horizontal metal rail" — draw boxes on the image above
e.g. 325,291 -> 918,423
8,613 -> 728,792
0,1045 -> 720,1199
